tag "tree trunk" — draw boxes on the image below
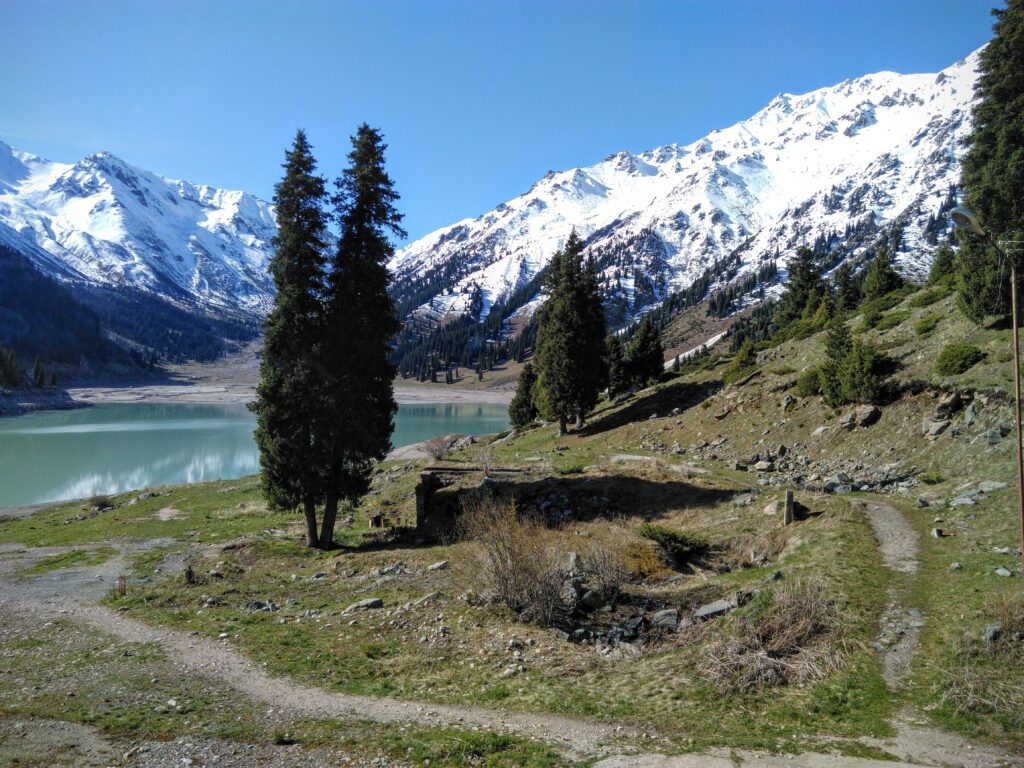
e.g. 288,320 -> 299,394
319,495 -> 338,550
302,497 -> 319,548
557,413 -> 567,436
575,412 -> 586,430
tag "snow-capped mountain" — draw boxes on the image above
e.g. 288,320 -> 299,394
0,142 -> 276,315
390,49 -> 980,330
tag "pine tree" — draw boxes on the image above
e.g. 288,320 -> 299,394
776,247 -> 824,326
821,310 -> 852,408
508,363 -> 539,428
835,263 -> 859,310
956,0 -> 1024,322
250,130 -> 330,547
627,315 -> 664,386
319,124 -> 405,549
839,339 -> 885,405
49,372 -> 57,388
606,335 -> 630,397
534,232 -> 608,434
861,245 -> 903,302
31,355 -> 44,389
929,243 -> 956,285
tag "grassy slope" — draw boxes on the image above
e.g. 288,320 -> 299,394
2,282 -> 1022,757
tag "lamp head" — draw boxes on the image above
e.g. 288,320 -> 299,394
951,207 -> 987,236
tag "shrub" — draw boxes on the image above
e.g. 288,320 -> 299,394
722,340 -> 757,384
639,524 -> 707,568
89,494 -> 114,510
875,309 -> 909,332
695,579 -> 845,692
909,285 -> 951,308
423,437 -> 451,460
919,471 -> 944,485
794,367 -> 822,398
623,540 -> 669,581
935,343 -> 985,376
771,365 -> 797,376
854,304 -> 882,333
914,314 -> 941,336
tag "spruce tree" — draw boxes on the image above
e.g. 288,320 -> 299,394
821,310 -> 852,408
929,243 -> 956,285
508,363 -> 539,428
31,356 -> 44,389
251,130 -> 330,547
839,339 -> 885,405
861,245 -> 903,302
606,335 -> 630,397
534,232 -> 607,434
776,247 -> 824,326
627,314 -> 664,386
956,0 -> 1024,321
835,263 -> 859,310
319,124 -> 404,549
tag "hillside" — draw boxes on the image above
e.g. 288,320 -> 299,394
2,282 -> 1021,766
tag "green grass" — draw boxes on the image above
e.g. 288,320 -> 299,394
21,546 -> 116,575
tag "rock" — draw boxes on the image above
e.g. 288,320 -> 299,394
812,425 -> 830,436
671,407 -> 682,416
245,600 -> 278,612
932,528 -> 944,539
839,412 -> 856,430
978,480 -> 1008,493
982,623 -> 1003,644
781,395 -> 797,410
426,560 -> 449,571
950,495 -> 976,507
549,628 -> 570,641
923,419 -> 950,439
713,406 -> 731,420
343,598 -> 384,613
311,571 -> 327,580
694,599 -> 732,621
579,590 -> 604,611
916,497 -> 930,508
753,460 -> 776,472
734,493 -> 754,506
854,405 -> 881,427
935,391 -> 963,419
964,402 -> 978,427
763,500 -> 779,516
651,608 -> 679,632
950,562 -> 962,571
986,426 -> 1010,445
732,462 -> 748,472
995,566 -> 1013,577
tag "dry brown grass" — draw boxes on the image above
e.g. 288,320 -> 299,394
694,578 -> 846,692
423,437 -> 450,460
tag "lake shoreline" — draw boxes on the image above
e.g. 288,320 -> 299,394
66,383 -> 513,407
0,389 -> 93,419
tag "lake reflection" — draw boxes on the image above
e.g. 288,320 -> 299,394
0,401 -> 509,507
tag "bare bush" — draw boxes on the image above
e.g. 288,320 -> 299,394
89,494 -> 114,510
457,496 -> 629,626
696,578 -> 845,692
423,437 -> 450,461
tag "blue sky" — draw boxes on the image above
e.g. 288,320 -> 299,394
1,0 -> 996,243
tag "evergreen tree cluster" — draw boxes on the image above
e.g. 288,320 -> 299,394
0,346 -> 23,389
252,125 -> 403,550
955,0 -> 1024,322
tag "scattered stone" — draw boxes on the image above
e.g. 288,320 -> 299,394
343,598 -> 384,613
763,500 -> 779,516
995,566 -> 1013,578
426,560 -> 449,572
812,425 -> 830,436
978,480 -> 1008,493
753,460 -> 776,472
854,405 -> 881,427
311,571 -> 327,580
934,391 -> 963,419
245,600 -> 278,612
651,608 -> 679,632
732,461 -> 748,472
839,412 -> 856,430
734,493 -> 754,506
950,496 -> 976,507
923,419 -> 951,439
713,406 -> 731,421
916,497 -> 930,508
964,402 -> 977,427
950,562 -> 962,571
694,599 -> 732,621
579,590 -> 604,611
781,395 -> 797,410
982,622 -> 1003,644
932,528 -> 944,539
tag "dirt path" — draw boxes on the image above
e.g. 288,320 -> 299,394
0,548 -> 627,758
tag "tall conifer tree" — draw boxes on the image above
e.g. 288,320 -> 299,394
861,245 -> 903,302
627,315 -> 664,386
251,130 -> 330,547
319,124 -> 404,548
508,362 -> 539,428
776,247 -> 824,326
956,0 -> 1024,321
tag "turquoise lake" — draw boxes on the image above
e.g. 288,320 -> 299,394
0,402 -> 509,507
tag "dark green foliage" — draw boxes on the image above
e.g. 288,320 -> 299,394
860,246 -> 903,303
606,335 -> 630,397
795,367 -> 823,398
626,314 -> 664,386
638,524 -> 707,568
0,346 -> 22,388
508,363 -> 539,428
838,339 -> 887,405
534,232 -> 608,432
49,372 -> 57,387
775,247 -> 825,326
874,309 -> 909,332
909,284 -> 952,308
956,1 -> 1024,321
835,263 -> 859,311
914,314 -> 941,336
320,124 -> 405,547
929,244 -> 956,285
722,339 -> 757,384
935,343 -> 986,376
251,130 -> 331,542
31,356 -> 44,389
821,312 -> 853,407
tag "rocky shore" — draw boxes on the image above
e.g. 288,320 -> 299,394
0,388 -> 91,418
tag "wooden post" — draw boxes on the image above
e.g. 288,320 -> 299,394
783,490 -> 794,526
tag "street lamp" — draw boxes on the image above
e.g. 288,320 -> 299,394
951,207 -> 1024,580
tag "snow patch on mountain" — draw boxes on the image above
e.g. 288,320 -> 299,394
0,141 -> 276,314
390,49 -> 981,326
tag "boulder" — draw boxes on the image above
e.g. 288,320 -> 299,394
978,480 -> 1008,493
426,560 -> 449,571
839,412 -> 857,430
854,405 -> 881,427
995,566 -> 1013,578
753,460 -> 776,472
579,590 -> 604,611
950,496 -> 976,507
651,608 -> 679,632
982,622 -> 1003,644
694,599 -> 732,621
343,597 -> 384,613
714,406 -> 731,421
934,391 -> 963,419
964,402 -> 977,427
923,419 -> 950,439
